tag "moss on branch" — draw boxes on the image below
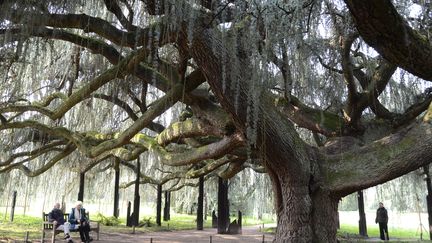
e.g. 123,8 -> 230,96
325,122 -> 432,196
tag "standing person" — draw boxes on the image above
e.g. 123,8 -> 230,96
69,201 -> 93,243
375,202 -> 389,240
48,202 -> 74,242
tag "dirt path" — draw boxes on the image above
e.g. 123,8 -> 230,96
85,226 -> 274,243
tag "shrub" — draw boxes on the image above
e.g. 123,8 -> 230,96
95,213 -> 120,226
139,217 -> 152,227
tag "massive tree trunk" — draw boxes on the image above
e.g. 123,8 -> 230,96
189,24 -> 340,241
267,161 -> 339,242
188,13 -> 432,242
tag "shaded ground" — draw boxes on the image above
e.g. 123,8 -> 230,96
3,224 -> 428,242
67,225 -> 274,243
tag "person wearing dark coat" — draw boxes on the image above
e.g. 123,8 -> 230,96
48,202 -> 73,242
69,201 -> 93,243
375,202 -> 389,240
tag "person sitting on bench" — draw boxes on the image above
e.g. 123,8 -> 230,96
69,201 -> 93,243
48,202 -> 74,242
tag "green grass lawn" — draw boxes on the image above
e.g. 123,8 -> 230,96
0,213 -> 42,240
262,224 -> 431,242
2,213 -> 429,242
0,212 -> 272,240
338,224 -> 427,240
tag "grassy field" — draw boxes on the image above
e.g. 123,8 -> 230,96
0,212 -> 272,241
0,213 -> 41,240
4,213 -> 426,242
263,223 -> 431,242
338,224 -> 431,241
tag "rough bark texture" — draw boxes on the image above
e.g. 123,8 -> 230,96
190,24 -> 325,242
274,184 -> 313,242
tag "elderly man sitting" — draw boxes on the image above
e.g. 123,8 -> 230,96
48,202 -> 74,242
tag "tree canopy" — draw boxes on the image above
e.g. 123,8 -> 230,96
0,0 -> 432,242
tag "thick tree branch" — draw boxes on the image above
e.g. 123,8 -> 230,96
0,27 -> 121,64
1,143 -> 76,176
218,157 -> 246,179
344,0 -> 432,81
325,122 -> 432,197
6,10 -> 170,48
156,118 -> 224,145
0,140 -> 66,166
274,96 -> 344,137
103,0 -> 137,31
186,156 -> 237,178
88,81 -> 192,157
341,32 -> 360,124
152,134 -> 243,166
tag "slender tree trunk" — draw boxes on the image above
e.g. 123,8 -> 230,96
132,158 -> 140,226
113,159 -> 120,218
358,190 -> 368,236
78,172 -> 85,202
126,201 -> 132,227
217,177 -> 229,234
204,192 -> 208,221
163,191 -> 170,221
10,191 -> 17,222
424,165 -> 432,240
23,178 -> 30,216
156,184 -> 162,226
197,176 -> 204,230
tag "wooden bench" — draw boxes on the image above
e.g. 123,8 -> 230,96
41,212 -> 100,243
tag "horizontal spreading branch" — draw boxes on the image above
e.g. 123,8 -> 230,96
1,27 -> 121,63
88,81 -> 188,157
325,121 -> 432,196
0,48 -> 150,121
274,96 -> 344,137
185,156 -> 238,178
156,118 -> 224,146
151,134 -> 244,166
2,143 -> 76,176
0,140 -> 66,166
6,10 -> 169,48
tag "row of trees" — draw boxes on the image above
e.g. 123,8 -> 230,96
0,0 -> 431,241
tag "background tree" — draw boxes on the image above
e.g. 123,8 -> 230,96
0,0 -> 432,242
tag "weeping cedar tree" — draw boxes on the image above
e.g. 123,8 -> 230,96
0,0 -> 432,242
